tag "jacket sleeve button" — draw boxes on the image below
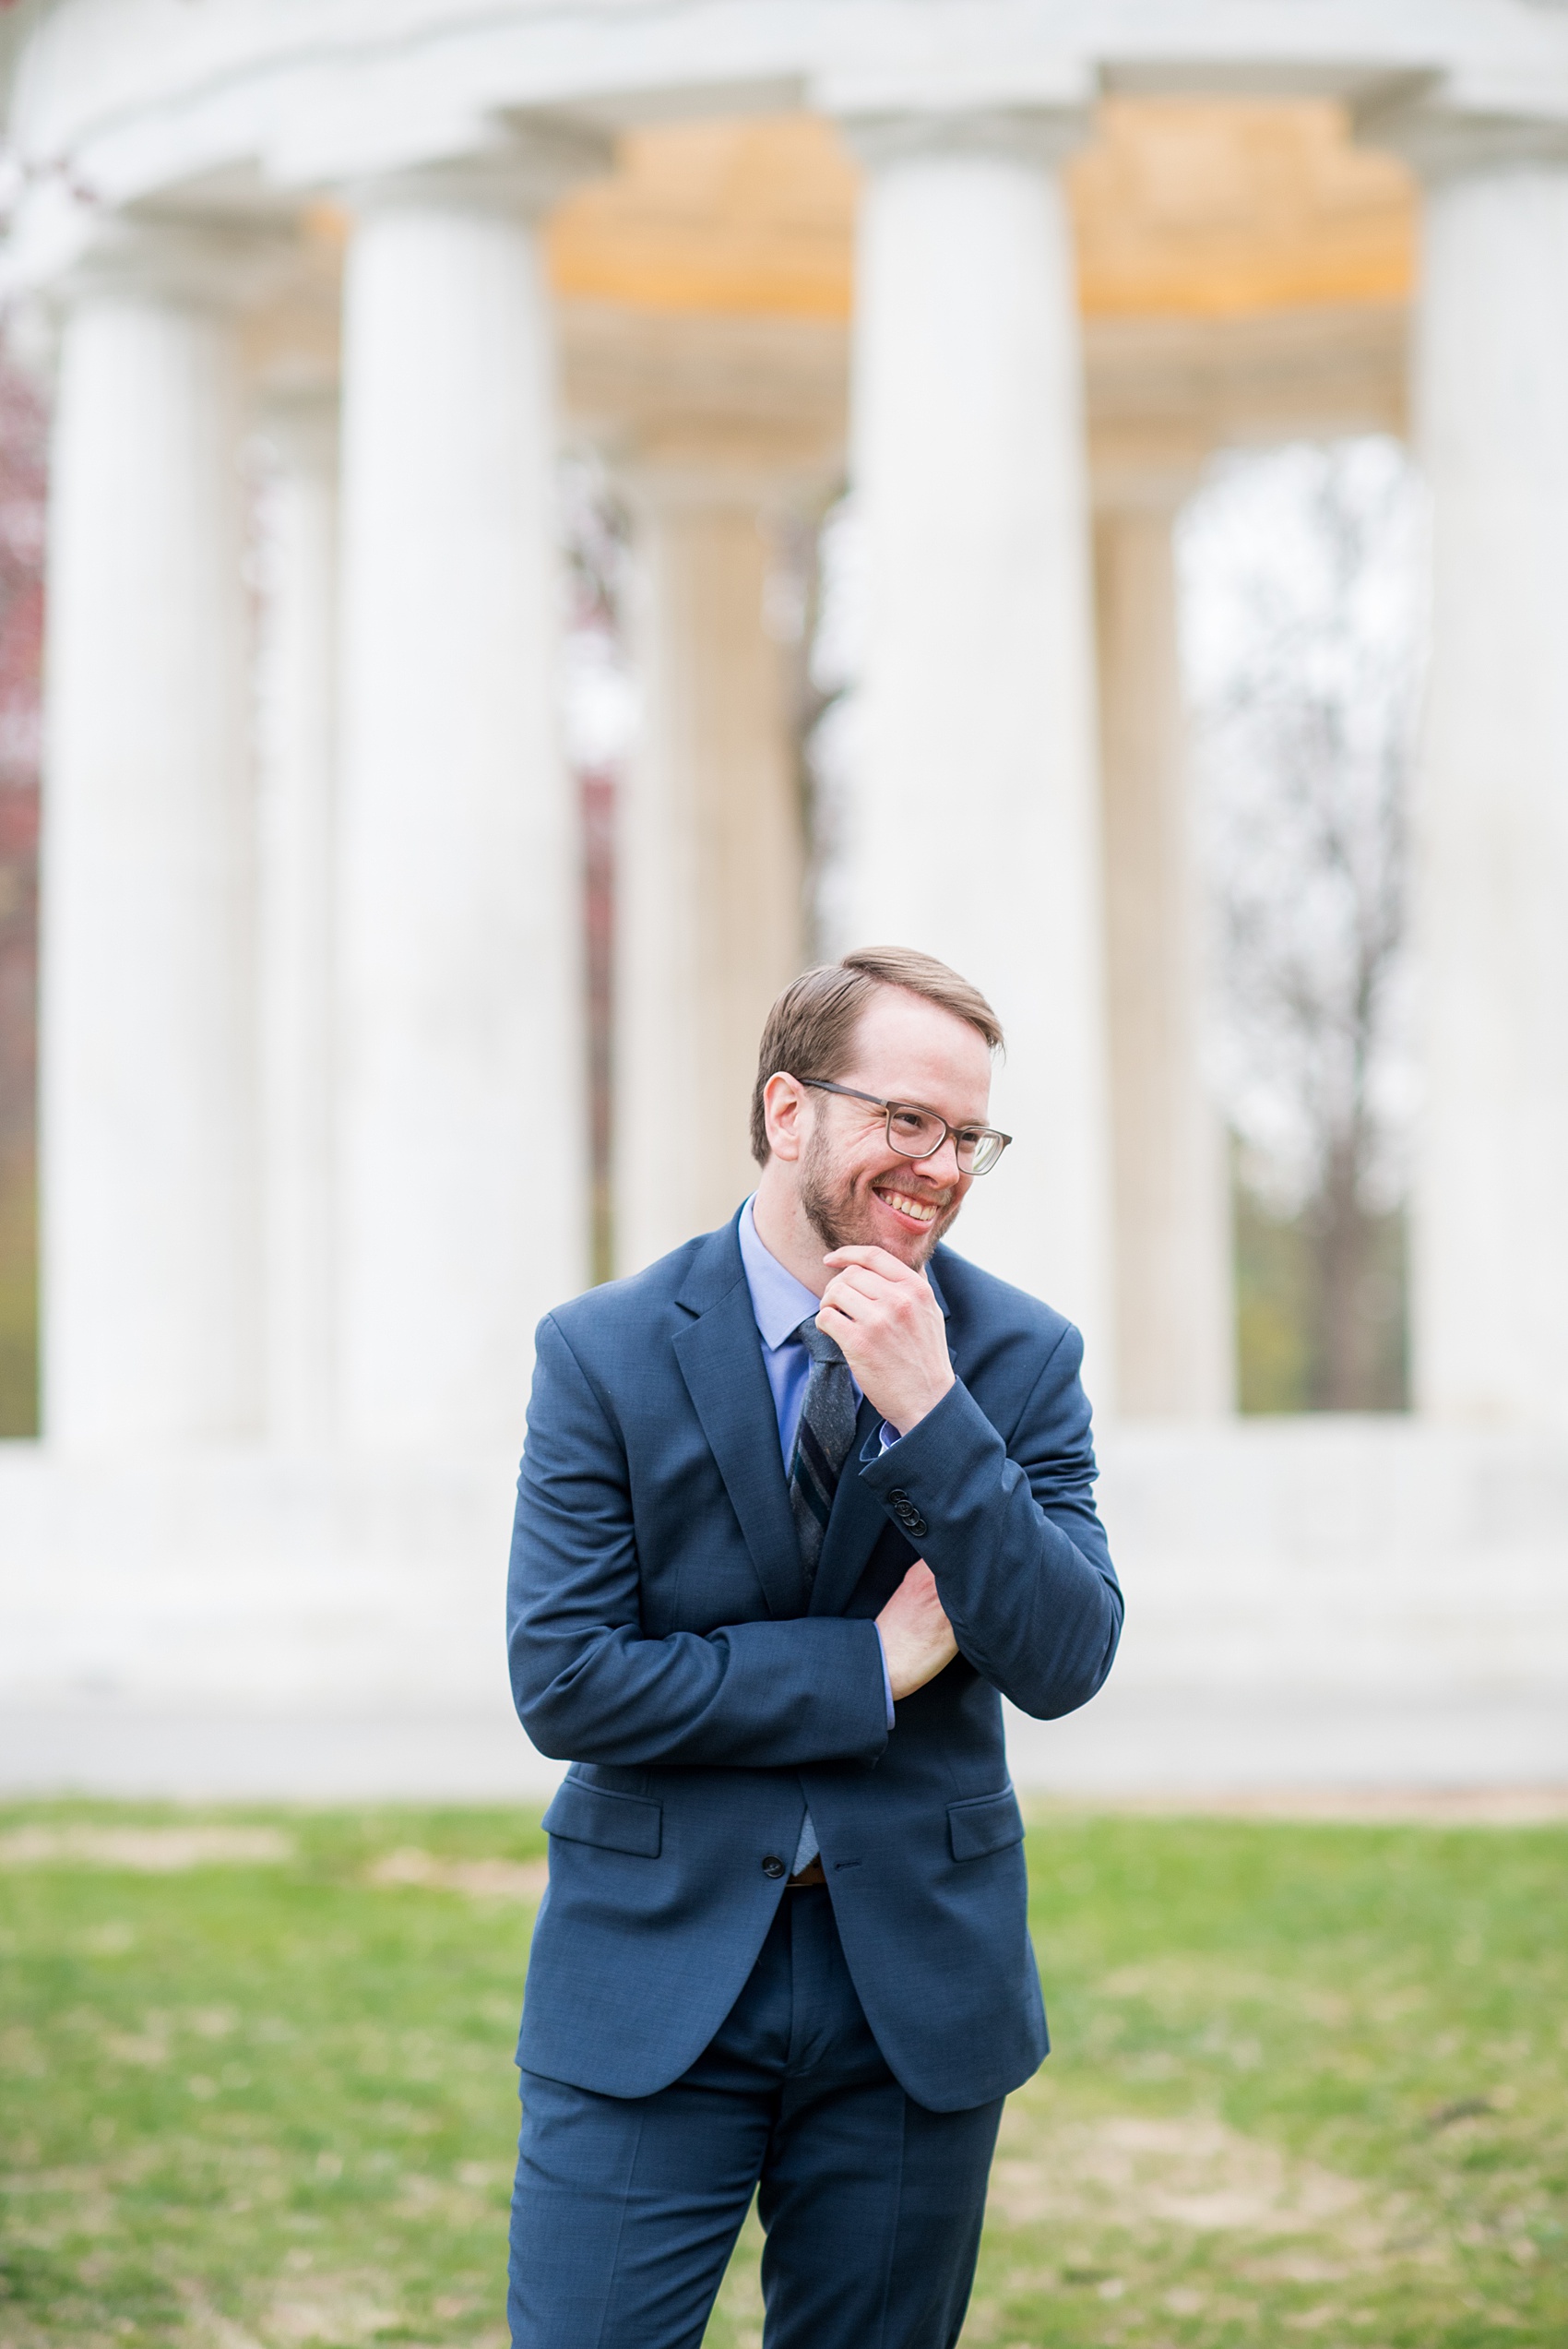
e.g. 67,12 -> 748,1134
762,1855 -> 786,1879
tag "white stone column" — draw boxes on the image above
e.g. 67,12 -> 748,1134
255,392 -> 339,1448
837,103 -> 1114,1386
336,135 -> 605,1452
1095,484 -> 1233,1416
614,471 -> 806,1271
1400,128 -> 1568,1426
42,223 -> 263,1448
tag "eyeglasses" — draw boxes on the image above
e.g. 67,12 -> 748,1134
793,1078 -> 1012,1177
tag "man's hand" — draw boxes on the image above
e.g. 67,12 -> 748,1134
817,1245 -> 955,1435
876,1560 -> 958,1702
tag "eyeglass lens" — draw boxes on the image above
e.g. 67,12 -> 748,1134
886,1106 -> 1002,1175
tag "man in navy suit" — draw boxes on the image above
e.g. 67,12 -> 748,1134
506,945 -> 1123,2349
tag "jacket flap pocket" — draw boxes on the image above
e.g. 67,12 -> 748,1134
947,1785 -> 1025,1863
541,1779 -> 662,1859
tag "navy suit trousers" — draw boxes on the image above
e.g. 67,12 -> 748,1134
508,1885 -> 1004,2349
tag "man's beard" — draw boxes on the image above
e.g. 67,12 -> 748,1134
798,1122 -> 962,1267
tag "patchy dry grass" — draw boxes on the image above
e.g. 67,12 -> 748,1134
0,1804 -> 538,2349
714,1810 -> 1568,2349
1,1803 -> 1563,2347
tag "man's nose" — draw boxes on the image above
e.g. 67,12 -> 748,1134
909,1132 -> 962,1183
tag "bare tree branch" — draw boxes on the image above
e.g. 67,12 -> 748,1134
1180,437 -> 1425,1407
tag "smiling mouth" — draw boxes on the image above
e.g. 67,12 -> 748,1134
873,1182 -> 950,1227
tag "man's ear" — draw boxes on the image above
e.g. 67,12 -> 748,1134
762,1071 -> 808,1165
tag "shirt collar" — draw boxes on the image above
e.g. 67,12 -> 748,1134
737,1195 -> 826,1353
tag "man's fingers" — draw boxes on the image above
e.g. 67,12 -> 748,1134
823,1245 -> 922,1283
822,1265 -> 886,1300
807,1296 -> 859,1334
820,1267 -> 894,1313
822,1262 -> 933,1314
889,1562 -> 948,1628
816,1287 -> 884,1331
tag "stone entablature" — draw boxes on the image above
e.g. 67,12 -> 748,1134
4,1 -> 1568,288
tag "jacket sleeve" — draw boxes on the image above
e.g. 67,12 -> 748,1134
858,1319 -> 1122,1719
507,1314 -> 890,1769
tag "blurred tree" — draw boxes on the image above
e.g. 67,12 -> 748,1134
1180,438 -> 1423,1411
0,352 -> 43,1436
558,453 -> 635,1285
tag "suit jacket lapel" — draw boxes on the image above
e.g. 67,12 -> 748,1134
672,1228 -> 804,1622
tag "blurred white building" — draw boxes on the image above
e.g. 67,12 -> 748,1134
0,0 -> 1564,1796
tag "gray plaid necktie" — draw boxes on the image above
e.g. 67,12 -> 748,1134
789,1317 -> 858,1594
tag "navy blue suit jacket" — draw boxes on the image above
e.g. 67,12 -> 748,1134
507,1212 -> 1123,2114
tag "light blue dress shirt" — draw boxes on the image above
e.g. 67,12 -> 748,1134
737,1197 -> 898,1876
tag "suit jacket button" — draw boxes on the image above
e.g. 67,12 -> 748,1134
888,1489 -> 928,1536
762,1855 -> 786,1879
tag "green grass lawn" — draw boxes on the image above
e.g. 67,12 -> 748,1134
0,1804 -> 1562,2349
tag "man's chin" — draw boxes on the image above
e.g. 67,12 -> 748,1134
902,1217 -> 955,1269
849,1202 -> 960,1268
802,1171 -> 959,1266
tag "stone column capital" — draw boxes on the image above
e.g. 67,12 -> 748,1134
833,103 -> 1091,175
818,62 -> 1094,173
54,209 -> 295,313
343,116 -> 612,222
1358,89 -> 1568,183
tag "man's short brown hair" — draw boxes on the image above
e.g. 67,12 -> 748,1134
749,947 -> 1004,1165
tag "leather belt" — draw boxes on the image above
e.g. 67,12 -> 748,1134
787,1856 -> 826,1888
